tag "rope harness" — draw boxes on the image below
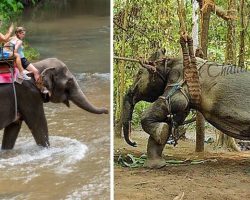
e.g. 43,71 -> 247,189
153,58 -> 189,146
159,79 -> 189,146
160,59 -> 208,146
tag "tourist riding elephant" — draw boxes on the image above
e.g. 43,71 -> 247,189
122,52 -> 250,168
0,58 -> 108,149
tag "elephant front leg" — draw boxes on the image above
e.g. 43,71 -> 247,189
21,104 -> 50,147
31,127 -> 50,147
28,115 -> 50,148
144,136 -> 167,168
2,120 -> 22,149
141,99 -> 171,168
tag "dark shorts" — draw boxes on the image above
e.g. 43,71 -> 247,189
21,57 -> 31,69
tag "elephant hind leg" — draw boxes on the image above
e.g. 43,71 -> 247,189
2,120 -> 22,150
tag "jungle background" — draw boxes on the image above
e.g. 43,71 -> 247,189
114,0 -> 250,199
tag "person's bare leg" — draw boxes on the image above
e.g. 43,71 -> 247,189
26,63 -> 40,81
14,53 -> 24,74
13,53 -> 31,80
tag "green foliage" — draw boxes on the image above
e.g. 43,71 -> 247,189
132,101 -> 151,127
114,0 -> 180,126
0,0 -> 24,22
117,154 -> 147,168
0,1 -> 40,60
31,0 -> 38,5
116,153 -> 215,168
24,43 -> 40,60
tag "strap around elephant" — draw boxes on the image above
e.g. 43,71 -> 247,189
159,79 -> 187,100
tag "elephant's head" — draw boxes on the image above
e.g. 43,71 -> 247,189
122,49 -> 168,146
35,58 -> 108,114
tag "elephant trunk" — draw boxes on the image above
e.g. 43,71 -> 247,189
122,89 -> 137,147
69,78 -> 108,114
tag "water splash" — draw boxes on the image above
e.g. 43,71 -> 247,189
0,136 -> 88,181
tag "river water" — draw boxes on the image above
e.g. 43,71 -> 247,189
0,1 -> 110,199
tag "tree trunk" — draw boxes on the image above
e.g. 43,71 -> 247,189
199,0 -> 211,60
195,0 -> 211,152
192,0 -> 199,51
217,0 -> 240,151
238,0 -> 246,68
177,0 -> 187,33
225,0 -> 237,65
114,1 -> 129,138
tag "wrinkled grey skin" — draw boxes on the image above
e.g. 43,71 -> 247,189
122,49 -> 167,146
124,56 -> 250,168
0,58 -> 108,149
141,58 -> 191,168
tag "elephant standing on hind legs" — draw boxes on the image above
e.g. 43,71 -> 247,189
0,58 -> 108,149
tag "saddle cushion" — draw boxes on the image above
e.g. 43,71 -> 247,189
0,64 -> 18,84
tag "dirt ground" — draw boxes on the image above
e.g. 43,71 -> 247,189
114,129 -> 250,200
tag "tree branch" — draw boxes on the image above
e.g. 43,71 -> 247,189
114,56 -> 157,73
201,0 -> 237,21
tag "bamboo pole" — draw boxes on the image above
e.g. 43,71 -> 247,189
114,56 -> 139,63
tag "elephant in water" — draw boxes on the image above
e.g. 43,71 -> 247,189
0,58 -> 108,149
122,53 -> 250,168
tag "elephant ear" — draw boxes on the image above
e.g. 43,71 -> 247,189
37,67 -> 56,94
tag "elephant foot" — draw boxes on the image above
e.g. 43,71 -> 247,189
144,157 -> 166,169
153,123 -> 169,145
145,136 -> 166,169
